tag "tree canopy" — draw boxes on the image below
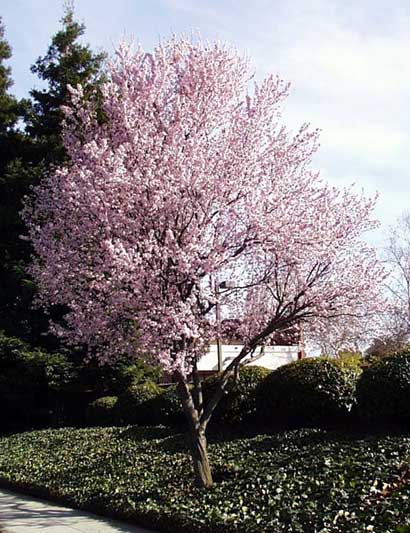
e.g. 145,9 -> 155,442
24,37 -> 386,487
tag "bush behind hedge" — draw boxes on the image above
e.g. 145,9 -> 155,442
82,359 -> 162,397
114,382 -> 163,425
151,385 -> 186,427
86,396 -> 118,426
202,366 -> 271,430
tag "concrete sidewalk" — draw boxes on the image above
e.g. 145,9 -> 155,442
0,488 -> 157,532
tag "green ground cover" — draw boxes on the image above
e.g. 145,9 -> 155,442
0,426 -> 410,532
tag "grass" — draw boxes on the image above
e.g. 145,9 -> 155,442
0,426 -> 410,532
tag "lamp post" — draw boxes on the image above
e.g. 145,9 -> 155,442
298,322 -> 306,359
216,291 -> 223,373
215,280 -> 231,373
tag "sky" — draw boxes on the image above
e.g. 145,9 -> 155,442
2,0 -> 410,247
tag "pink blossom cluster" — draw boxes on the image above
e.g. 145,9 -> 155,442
23,37 -> 386,373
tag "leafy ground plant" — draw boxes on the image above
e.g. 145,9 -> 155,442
0,427 -> 410,532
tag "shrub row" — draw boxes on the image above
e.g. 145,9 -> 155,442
202,366 -> 271,429
86,361 -> 357,431
256,350 -> 410,429
255,350 -> 410,429
86,350 -> 410,431
86,366 -> 269,429
86,383 -> 185,427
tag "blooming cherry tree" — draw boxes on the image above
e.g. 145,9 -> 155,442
23,37 -> 385,488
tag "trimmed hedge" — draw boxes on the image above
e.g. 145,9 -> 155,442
203,366 -> 271,430
92,366 -> 269,430
356,350 -> 410,426
255,358 -> 360,429
86,396 -> 118,426
114,382 -> 163,425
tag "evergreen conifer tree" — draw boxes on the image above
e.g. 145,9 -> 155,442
26,6 -> 105,166
0,7 -> 105,345
0,16 -> 32,340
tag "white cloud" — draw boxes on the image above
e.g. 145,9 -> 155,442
234,2 -> 410,238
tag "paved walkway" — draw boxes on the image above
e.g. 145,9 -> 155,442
0,488 -> 156,532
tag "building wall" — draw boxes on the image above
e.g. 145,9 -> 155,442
197,343 -> 299,372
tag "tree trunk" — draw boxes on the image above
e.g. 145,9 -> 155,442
188,427 -> 213,488
175,371 -> 213,488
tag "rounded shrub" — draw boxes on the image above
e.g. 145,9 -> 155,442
255,358 -> 360,429
86,396 -> 118,426
356,350 -> 410,426
151,384 -> 185,427
114,382 -> 162,425
202,365 -> 271,430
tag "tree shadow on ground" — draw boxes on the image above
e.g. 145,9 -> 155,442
119,426 -> 187,454
118,426 -> 176,441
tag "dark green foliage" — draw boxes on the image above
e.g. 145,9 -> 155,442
0,17 -> 25,186
0,330 -> 78,393
0,18 -> 35,343
0,8 -> 105,348
255,358 -> 360,429
0,331 -> 47,392
0,329 -> 161,429
1,426 -> 410,532
83,357 -> 162,396
152,385 -> 186,427
114,360 -> 162,390
0,330 -> 79,430
57,358 -> 161,427
356,350 -> 410,426
26,8 -> 106,165
0,17 -> 24,149
86,396 -> 118,426
0,18 -> 12,93
203,366 -> 271,430
71,358 -> 161,426
114,382 -> 163,425
43,351 -> 79,392
0,12 -> 120,429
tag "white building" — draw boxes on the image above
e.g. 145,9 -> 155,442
197,342 -> 300,376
